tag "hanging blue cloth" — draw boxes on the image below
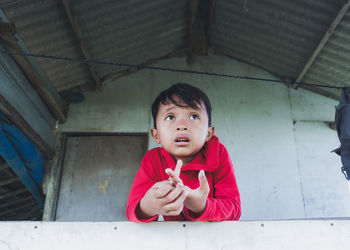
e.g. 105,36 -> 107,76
0,112 -> 44,207
334,87 -> 350,181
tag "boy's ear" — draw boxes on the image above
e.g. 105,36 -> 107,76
206,126 -> 215,142
151,128 -> 161,144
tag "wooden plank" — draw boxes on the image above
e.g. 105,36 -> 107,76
0,188 -> 27,199
0,94 -> 54,158
0,23 -> 66,122
296,0 -> 350,83
42,133 -> 67,221
0,196 -> 33,209
0,202 -> 37,217
0,162 -> 9,170
0,177 -> 19,186
55,135 -> 146,221
62,0 -> 102,90
9,204 -> 42,220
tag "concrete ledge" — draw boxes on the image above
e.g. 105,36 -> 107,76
0,220 -> 349,250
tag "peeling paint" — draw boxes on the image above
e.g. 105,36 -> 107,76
98,179 -> 108,195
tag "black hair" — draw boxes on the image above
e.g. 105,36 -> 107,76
151,83 -> 212,128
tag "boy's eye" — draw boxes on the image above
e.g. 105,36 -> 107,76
165,115 -> 175,120
190,114 -> 199,120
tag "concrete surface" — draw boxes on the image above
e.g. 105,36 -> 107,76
0,220 -> 349,250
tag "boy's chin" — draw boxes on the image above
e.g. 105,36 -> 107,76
170,152 -> 200,164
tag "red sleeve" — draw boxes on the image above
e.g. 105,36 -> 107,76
184,145 -> 241,221
126,151 -> 159,222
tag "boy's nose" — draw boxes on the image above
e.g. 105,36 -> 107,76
177,126 -> 187,131
176,123 -> 187,131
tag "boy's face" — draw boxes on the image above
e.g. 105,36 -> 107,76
151,97 -> 214,165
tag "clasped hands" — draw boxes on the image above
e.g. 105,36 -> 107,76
139,160 -> 210,219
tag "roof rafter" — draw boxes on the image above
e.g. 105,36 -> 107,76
0,21 -> 66,123
62,0 -> 102,90
186,0 -> 215,64
296,0 -> 350,84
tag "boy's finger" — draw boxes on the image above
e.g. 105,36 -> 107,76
163,187 -> 187,213
174,159 -> 183,177
155,182 -> 173,198
198,170 -> 210,194
165,168 -> 183,185
163,183 -> 184,204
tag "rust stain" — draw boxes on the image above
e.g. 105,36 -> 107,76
98,179 -> 109,195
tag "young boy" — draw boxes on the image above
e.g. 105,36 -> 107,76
126,83 -> 241,222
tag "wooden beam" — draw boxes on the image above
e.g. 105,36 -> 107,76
42,133 -> 67,221
0,94 -> 54,158
187,0 -> 199,63
62,0 -> 102,90
0,23 -> 66,123
296,0 -> 350,83
186,0 -> 214,64
204,0 -> 215,49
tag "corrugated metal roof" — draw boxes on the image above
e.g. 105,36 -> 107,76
1,0 -> 349,99
210,0 -> 345,90
70,0 -> 187,79
2,0 -> 91,92
303,9 -> 350,98
2,0 -> 188,92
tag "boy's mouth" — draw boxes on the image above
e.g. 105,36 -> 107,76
175,137 -> 190,145
175,138 -> 189,142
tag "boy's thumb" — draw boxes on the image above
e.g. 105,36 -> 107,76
198,170 -> 209,193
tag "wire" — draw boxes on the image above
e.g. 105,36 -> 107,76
0,49 -> 346,90
0,0 -> 22,7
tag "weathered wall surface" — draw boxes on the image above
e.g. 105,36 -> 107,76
61,54 -> 349,220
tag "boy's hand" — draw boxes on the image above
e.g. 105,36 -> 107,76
138,180 -> 188,219
183,170 -> 210,214
166,162 -> 210,215
165,159 -> 183,185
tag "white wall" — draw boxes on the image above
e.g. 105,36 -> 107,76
61,54 -> 350,220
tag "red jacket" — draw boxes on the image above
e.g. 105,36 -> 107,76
126,136 -> 241,222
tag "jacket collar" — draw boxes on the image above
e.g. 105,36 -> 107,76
160,135 -> 220,172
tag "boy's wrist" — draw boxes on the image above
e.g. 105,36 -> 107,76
137,198 -> 156,219
185,200 -> 207,219
186,202 -> 206,214
184,193 -> 207,213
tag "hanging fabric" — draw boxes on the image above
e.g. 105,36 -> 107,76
0,112 -> 44,207
333,87 -> 350,182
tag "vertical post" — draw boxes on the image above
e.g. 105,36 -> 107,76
42,133 -> 67,221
